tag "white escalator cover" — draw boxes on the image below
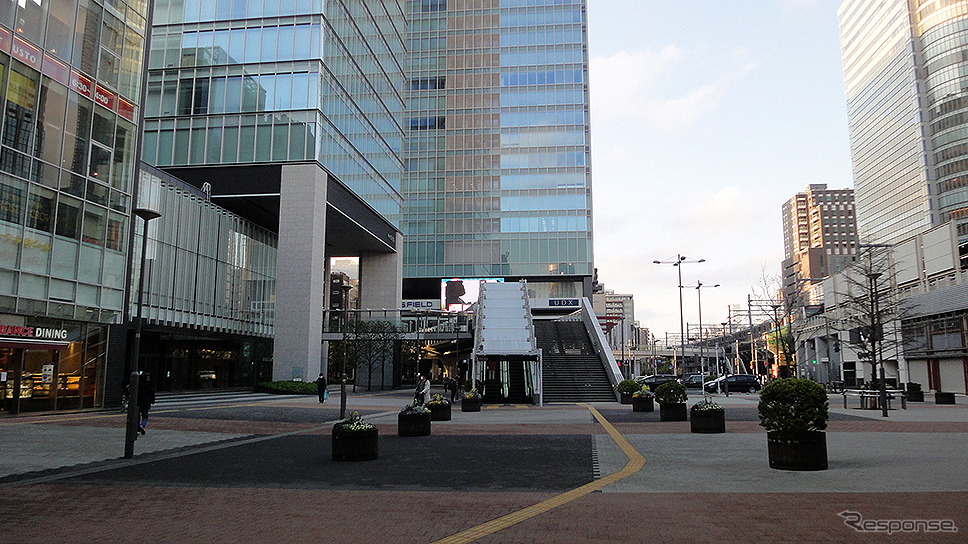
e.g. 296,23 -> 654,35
474,281 -> 538,356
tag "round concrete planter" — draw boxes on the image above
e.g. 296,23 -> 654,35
659,402 -> 687,421
767,430 -> 827,471
461,397 -> 482,412
332,426 -> 379,461
935,392 -> 956,405
632,395 -> 654,412
690,408 -> 725,433
428,402 -> 452,421
398,412 -> 432,436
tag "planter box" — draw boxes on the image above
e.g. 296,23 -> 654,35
462,397 -> 482,412
398,412 -> 432,436
906,391 -> 924,402
428,402 -> 452,421
767,430 -> 827,471
632,396 -> 654,412
620,392 -> 634,405
690,409 -> 725,433
332,426 -> 378,461
659,402 -> 687,421
936,392 -> 956,405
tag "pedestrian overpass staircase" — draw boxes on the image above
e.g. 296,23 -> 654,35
534,320 -> 618,402
472,281 -> 621,404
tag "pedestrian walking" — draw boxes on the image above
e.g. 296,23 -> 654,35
137,374 -> 155,435
316,372 -> 327,403
449,376 -> 459,403
417,374 -> 431,405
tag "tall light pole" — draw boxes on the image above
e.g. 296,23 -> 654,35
654,255 -> 705,376
868,271 -> 887,417
124,207 -> 161,459
695,281 -> 719,390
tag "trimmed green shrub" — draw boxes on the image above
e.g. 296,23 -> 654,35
654,382 -> 687,404
758,378 -> 829,433
256,380 -> 318,395
617,379 -> 640,395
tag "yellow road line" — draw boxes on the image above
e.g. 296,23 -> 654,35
429,403 -> 645,544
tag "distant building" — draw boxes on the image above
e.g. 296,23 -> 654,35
781,184 -> 859,294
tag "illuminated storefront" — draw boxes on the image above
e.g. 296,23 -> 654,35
0,317 -> 107,413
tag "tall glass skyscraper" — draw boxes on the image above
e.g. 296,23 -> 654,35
146,0 -> 408,381
402,0 -> 594,304
840,0 -> 968,244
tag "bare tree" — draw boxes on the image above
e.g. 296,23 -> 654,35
751,266 -> 808,378
831,248 -> 914,390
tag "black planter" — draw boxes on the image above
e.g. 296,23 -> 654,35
767,430 -> 827,471
659,402 -> 687,421
332,426 -> 378,461
620,392 -> 634,405
936,392 -> 956,405
428,402 -> 452,421
398,412 -> 432,436
906,391 -> 924,402
462,397 -> 482,412
632,395 -> 654,412
690,409 -> 726,433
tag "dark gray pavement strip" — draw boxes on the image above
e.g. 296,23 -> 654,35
61,433 -> 594,492
0,410 -> 395,489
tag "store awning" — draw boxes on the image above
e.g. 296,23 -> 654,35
0,337 -> 72,350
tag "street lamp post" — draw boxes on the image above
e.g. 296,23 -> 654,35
868,272 -> 888,417
695,281 -> 719,394
124,207 -> 161,459
654,255 -> 705,376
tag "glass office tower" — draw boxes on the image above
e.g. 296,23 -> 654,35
144,0 -> 406,218
146,0 -> 407,381
840,0 -> 968,244
403,0 -> 594,305
0,0 -> 149,412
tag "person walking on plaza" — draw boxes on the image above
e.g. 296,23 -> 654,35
417,374 -> 431,405
316,372 -> 327,403
448,376 -> 459,403
137,374 -> 155,435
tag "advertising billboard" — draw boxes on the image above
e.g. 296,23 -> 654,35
440,278 -> 504,312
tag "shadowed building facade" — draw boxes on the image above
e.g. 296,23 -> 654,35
144,0 -> 407,381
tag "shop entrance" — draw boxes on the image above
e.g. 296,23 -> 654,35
0,338 -> 80,414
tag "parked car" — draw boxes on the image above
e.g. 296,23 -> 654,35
683,374 -> 708,388
704,374 -> 762,394
635,374 -> 681,390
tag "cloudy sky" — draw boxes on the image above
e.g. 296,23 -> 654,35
587,0 -> 853,340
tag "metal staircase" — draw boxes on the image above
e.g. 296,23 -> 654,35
534,320 -> 617,402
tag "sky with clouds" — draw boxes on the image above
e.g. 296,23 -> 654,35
587,0 -> 853,340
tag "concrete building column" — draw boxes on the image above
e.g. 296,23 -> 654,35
359,231 -> 403,311
272,164 -> 328,381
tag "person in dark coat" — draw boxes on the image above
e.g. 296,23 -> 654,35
137,374 -> 155,435
448,376 -> 459,403
316,372 -> 327,403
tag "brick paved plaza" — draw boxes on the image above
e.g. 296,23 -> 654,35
1,390 -> 966,543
